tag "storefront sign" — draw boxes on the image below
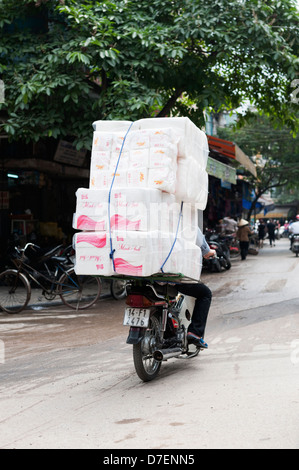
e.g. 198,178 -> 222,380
206,157 -> 236,185
54,140 -> 87,167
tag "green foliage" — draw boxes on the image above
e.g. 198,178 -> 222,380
0,0 -> 298,149
218,114 -> 299,213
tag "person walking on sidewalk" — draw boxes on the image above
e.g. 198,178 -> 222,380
237,219 -> 253,260
267,219 -> 277,247
258,219 -> 267,248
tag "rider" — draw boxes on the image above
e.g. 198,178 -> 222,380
176,227 -> 215,350
289,215 -> 299,248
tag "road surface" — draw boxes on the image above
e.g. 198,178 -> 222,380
0,237 -> 298,449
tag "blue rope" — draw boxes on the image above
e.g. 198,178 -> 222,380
108,122 -> 134,271
160,201 -> 184,273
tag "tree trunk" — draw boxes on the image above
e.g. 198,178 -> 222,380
247,192 -> 262,221
157,88 -> 184,117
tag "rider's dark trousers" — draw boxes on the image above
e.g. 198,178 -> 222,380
177,282 -> 212,338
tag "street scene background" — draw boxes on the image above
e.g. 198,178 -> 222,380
0,237 -> 298,449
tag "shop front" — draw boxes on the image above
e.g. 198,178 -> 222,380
204,135 -> 257,231
0,138 -> 90,268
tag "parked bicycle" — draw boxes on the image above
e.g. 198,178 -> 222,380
58,245 -> 128,301
0,243 -> 102,313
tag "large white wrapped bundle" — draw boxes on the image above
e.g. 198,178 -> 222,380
175,157 -> 209,208
73,230 -> 162,277
73,230 -> 202,279
73,117 -> 210,279
160,237 -> 202,280
89,127 -> 178,194
137,117 -> 209,168
73,187 -> 174,233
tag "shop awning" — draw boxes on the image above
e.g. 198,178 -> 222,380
207,135 -> 257,177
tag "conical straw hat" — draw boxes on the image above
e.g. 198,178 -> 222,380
238,219 -> 249,227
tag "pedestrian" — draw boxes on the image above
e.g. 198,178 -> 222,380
267,219 -> 276,247
236,219 -> 253,260
258,219 -> 267,248
223,216 -> 238,234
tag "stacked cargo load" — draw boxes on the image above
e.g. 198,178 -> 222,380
73,118 -> 209,281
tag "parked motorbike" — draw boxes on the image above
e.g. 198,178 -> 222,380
222,233 -> 240,259
124,281 -> 201,382
203,232 -> 231,272
290,235 -> 299,257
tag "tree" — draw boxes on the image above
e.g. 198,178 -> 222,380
0,0 -> 298,149
218,114 -> 299,219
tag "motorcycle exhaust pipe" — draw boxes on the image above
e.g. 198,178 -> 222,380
153,347 -> 182,362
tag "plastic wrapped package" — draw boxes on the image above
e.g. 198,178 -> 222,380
109,151 -> 130,170
112,132 -> 132,154
74,230 -> 160,277
148,165 -> 177,193
175,157 -> 208,207
73,230 -> 202,279
137,117 -> 209,168
129,148 -> 150,168
180,203 -> 199,243
127,168 -> 148,188
160,237 -> 202,280
73,188 -> 174,233
90,169 -> 128,189
89,152 -> 111,187
129,129 -> 150,149
149,145 -> 177,168
92,132 -> 114,152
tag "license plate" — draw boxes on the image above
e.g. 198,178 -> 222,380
123,308 -> 150,327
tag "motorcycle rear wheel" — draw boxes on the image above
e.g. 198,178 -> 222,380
133,315 -> 161,382
110,279 -> 127,300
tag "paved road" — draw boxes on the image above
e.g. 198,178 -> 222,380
0,237 -> 298,449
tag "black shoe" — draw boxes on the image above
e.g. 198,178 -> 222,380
187,332 -> 208,349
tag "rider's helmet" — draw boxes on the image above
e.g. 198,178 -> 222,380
296,214 -> 299,220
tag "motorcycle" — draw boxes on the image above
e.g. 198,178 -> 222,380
203,233 -> 231,272
124,281 -> 201,382
290,235 -> 299,257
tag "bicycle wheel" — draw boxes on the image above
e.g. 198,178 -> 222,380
59,268 -> 102,310
0,269 -> 31,313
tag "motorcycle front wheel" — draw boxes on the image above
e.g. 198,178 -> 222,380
223,254 -> 231,270
133,315 -> 161,382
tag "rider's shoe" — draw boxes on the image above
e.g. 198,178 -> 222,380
187,332 -> 208,349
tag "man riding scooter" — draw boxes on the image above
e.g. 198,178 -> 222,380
289,215 -> 299,249
176,227 -> 216,350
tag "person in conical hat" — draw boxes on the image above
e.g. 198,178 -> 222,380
238,219 -> 249,227
237,219 -> 253,259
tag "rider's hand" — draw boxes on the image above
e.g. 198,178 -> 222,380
204,249 -> 216,259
